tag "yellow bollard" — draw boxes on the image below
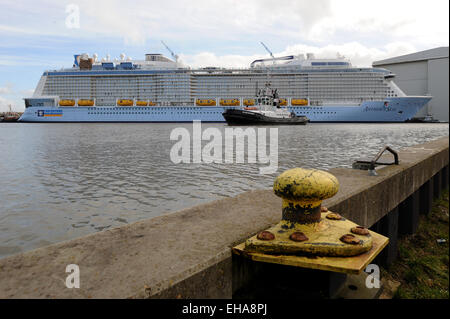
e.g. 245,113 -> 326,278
233,168 -> 389,274
274,168 -> 339,224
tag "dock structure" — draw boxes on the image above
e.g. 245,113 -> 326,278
0,137 -> 448,298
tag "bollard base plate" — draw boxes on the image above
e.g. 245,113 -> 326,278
245,212 -> 374,257
233,228 -> 388,275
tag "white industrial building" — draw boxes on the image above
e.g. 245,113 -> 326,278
373,47 -> 449,122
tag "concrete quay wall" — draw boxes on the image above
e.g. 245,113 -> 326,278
0,136 -> 448,298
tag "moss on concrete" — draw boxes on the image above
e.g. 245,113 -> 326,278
382,188 -> 449,299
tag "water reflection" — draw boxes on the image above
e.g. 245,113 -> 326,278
0,122 -> 448,258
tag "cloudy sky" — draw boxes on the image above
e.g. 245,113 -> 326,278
0,0 -> 448,111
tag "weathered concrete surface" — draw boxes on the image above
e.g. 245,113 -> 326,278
325,137 -> 449,226
0,189 -> 281,298
0,136 -> 448,298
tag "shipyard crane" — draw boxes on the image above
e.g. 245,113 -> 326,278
260,42 -> 274,59
260,42 -> 276,65
161,41 -> 179,63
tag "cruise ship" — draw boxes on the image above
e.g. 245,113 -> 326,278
19,50 -> 431,123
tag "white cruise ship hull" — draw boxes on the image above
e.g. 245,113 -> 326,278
19,97 -> 431,123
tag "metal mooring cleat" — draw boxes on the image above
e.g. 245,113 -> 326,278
234,168 -> 389,274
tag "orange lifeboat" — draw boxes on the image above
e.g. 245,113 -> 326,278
78,99 -> 94,106
196,99 -> 216,106
59,99 -> 75,106
117,99 -> 134,106
243,99 -> 255,106
220,99 -> 240,106
291,99 -> 308,106
136,100 -> 148,106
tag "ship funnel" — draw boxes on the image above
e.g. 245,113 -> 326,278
73,54 -> 80,67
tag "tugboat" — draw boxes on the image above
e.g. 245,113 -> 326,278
1,105 -> 21,122
222,83 -> 308,125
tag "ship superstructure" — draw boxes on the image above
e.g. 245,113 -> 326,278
20,49 -> 431,122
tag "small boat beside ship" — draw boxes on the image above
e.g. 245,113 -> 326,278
1,113 -> 20,122
0,105 -> 21,122
222,83 -> 308,125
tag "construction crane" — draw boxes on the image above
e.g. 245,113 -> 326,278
161,41 -> 179,63
260,41 -> 278,66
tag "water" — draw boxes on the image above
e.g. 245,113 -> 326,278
0,122 -> 448,258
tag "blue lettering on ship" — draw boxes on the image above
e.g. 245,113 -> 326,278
37,110 -> 63,117
364,107 -> 396,112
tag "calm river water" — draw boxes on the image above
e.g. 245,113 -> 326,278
0,122 -> 448,258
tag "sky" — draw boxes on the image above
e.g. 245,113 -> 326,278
0,0 -> 448,111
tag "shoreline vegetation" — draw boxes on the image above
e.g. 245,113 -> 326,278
381,188 -> 449,299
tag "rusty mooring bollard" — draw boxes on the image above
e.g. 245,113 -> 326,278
234,167 -> 389,274
245,168 -> 375,257
274,168 -> 339,224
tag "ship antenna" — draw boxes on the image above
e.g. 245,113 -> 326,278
161,40 -> 179,63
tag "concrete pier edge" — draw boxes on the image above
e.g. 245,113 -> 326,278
0,136 -> 448,298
